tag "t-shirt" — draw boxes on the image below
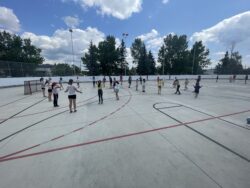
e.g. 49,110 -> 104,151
66,85 -> 77,95
52,87 -> 58,94
158,80 -> 162,87
41,81 -> 45,88
97,83 -> 102,90
115,84 -> 119,92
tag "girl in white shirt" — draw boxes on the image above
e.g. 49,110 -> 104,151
65,79 -> 82,113
40,77 -> 46,97
52,82 -> 61,107
114,81 -> 120,100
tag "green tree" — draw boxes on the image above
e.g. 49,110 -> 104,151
131,38 -> 144,64
158,34 -> 189,74
117,39 -> 127,75
137,44 -> 149,75
131,38 -> 149,75
0,31 -> 44,64
52,63 -> 74,76
22,39 -> 44,64
98,35 -> 118,75
81,41 -> 100,75
215,51 -> 243,74
72,64 -> 81,75
190,41 -> 210,74
147,50 -> 156,75
0,31 -> 12,60
0,31 -> 44,76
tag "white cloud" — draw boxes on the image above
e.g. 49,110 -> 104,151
137,29 -> 159,41
190,11 -> 250,67
0,6 -> 20,32
162,0 -> 169,4
136,29 -> 171,64
22,27 -> 105,66
63,16 -> 82,28
190,11 -> 250,47
63,0 -> 142,19
126,48 -> 135,69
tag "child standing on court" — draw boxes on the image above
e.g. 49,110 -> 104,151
184,78 -> 189,90
59,77 -> 63,90
175,79 -> 181,95
92,76 -> 96,88
173,77 -> 177,88
142,79 -> 146,92
113,78 -> 117,91
194,82 -> 202,98
103,76 -> 106,87
158,79 -> 162,95
139,76 -> 142,85
114,81 -> 120,100
40,77 -> 46,97
245,75 -> 248,84
128,76 -> 132,88
109,76 -> 112,89
216,75 -> 219,82
65,79 -> 82,113
52,82 -> 61,107
136,79 -> 139,91
47,78 -> 52,101
97,80 -> 103,104
76,76 -> 80,88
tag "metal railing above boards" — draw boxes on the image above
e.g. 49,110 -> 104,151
0,60 -> 52,77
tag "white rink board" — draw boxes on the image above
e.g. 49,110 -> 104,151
0,74 -> 247,87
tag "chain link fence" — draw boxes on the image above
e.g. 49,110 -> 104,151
0,60 -> 47,77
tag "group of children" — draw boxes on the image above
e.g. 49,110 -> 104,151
40,77 -> 82,113
95,77 -> 120,103
40,75 -> 204,113
171,77 -> 201,98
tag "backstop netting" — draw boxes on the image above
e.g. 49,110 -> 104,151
24,80 -> 41,95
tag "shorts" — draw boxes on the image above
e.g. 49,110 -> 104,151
98,89 -> 103,95
68,95 -> 76,99
115,88 -> 119,93
48,89 -> 52,92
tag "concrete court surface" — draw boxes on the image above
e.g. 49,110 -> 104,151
0,79 -> 249,188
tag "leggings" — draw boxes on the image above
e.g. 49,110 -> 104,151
53,94 -> 58,106
98,89 -> 103,103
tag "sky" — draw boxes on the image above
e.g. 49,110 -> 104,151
0,0 -> 250,69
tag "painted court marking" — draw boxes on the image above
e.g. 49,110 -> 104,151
0,91 -> 132,160
0,108 -> 249,163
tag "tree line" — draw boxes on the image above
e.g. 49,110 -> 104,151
0,30 -> 247,77
0,31 -> 44,76
215,51 -> 244,74
0,31 -> 44,64
82,34 -> 213,75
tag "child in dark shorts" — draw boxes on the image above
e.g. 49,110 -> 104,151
65,79 -> 82,113
194,82 -> 202,98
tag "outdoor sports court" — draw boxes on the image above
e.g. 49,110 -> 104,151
0,79 -> 249,188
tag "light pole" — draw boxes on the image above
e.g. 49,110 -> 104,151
69,28 -> 75,75
192,46 -> 196,75
122,33 -> 128,76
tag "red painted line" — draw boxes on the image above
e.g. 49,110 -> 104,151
0,144 -> 41,160
51,135 -> 65,141
0,109 -> 249,163
0,91 -> 132,160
